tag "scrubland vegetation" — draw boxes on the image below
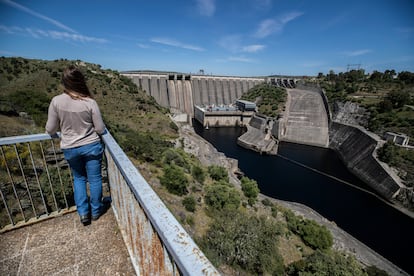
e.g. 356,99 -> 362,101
314,69 -> 414,188
0,57 -> 390,275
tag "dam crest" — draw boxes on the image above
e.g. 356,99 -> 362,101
122,71 -> 299,118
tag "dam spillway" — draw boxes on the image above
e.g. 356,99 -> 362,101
122,71 -> 299,117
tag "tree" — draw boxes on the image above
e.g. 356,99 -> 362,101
204,182 -> 240,211
386,90 -> 410,108
286,250 -> 367,275
191,165 -> 205,184
370,70 -> 384,82
398,71 -> 414,84
160,164 -> 189,196
207,165 -> 228,182
240,177 -> 259,206
201,210 -> 284,275
182,196 -> 196,212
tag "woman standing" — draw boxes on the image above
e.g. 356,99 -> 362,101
46,66 -> 106,225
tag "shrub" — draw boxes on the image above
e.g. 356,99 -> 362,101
207,165 -> 228,182
191,165 -> 205,184
169,121 -> 179,131
240,176 -> 259,206
162,148 -> 189,171
200,210 -> 284,275
160,164 -> 188,196
286,250 -> 367,275
204,182 -> 240,211
182,196 -> 196,212
285,210 -> 333,250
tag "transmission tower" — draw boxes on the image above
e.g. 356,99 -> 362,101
347,63 -> 361,71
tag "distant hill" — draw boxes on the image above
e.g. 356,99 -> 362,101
0,57 -> 178,159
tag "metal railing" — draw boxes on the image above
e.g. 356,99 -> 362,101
0,131 -> 219,276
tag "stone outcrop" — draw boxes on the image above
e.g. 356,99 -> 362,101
332,101 -> 370,128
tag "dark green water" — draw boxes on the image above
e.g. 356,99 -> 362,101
194,124 -> 414,275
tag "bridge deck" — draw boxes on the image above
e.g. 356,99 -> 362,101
0,208 -> 135,275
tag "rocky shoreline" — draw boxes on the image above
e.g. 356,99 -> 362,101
178,124 -> 409,276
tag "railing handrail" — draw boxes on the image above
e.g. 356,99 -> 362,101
1,131 -> 219,275
0,133 -> 59,145
101,131 -> 219,275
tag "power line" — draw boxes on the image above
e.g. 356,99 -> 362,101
347,63 -> 361,71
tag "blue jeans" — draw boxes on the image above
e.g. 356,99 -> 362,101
63,141 -> 103,217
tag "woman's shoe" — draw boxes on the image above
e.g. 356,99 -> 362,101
80,214 -> 90,226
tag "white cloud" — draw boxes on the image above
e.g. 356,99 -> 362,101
254,0 -> 272,9
396,27 -> 414,34
151,37 -> 205,51
0,25 -> 107,43
196,0 -> 215,17
1,0 -> 77,33
255,11 -> 303,38
228,56 -> 255,63
48,30 -> 107,43
137,43 -> 150,49
219,35 -> 265,53
343,49 -> 372,57
242,44 -> 265,53
0,25 -> 22,33
218,35 -> 242,52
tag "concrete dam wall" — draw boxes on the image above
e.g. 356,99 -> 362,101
123,72 -> 266,116
122,72 -> 300,117
329,122 -> 402,199
278,89 -> 330,147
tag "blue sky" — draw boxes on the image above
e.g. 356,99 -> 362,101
1,0 -> 413,76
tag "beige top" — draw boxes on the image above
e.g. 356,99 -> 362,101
46,93 -> 105,149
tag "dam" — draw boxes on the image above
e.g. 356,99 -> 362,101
123,70 -> 410,213
122,71 -> 298,117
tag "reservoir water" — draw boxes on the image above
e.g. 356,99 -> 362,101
194,123 -> 414,275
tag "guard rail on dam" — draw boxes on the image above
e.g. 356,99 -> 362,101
122,71 -> 299,117
0,132 -> 219,275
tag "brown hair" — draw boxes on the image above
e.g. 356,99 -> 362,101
62,66 -> 92,99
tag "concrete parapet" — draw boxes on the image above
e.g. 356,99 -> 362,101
329,122 -> 402,199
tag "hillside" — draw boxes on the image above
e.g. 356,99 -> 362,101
309,70 -> 414,189
0,57 -> 391,275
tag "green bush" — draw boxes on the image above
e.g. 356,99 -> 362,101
191,165 -> 205,184
261,198 -> 273,206
117,129 -> 172,162
365,265 -> 389,276
285,210 -> 333,250
207,165 -> 228,182
204,182 -> 240,211
160,164 -> 189,196
162,148 -> 190,171
240,176 -> 259,206
1,90 -> 50,126
200,210 -> 284,275
182,196 -> 196,212
286,250 -> 367,276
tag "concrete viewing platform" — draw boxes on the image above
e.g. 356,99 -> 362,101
0,208 -> 135,275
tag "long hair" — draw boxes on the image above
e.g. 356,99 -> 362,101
62,66 -> 93,99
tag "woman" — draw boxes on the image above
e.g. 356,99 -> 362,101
46,65 -> 106,225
